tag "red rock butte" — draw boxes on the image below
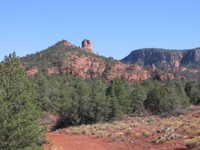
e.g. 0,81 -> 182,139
81,39 -> 93,53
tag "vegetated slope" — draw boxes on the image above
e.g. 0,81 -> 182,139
121,48 -> 200,79
21,40 -> 150,82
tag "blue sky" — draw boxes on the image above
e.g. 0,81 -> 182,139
0,0 -> 200,60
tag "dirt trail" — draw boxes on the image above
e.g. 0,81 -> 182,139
44,131 -> 131,150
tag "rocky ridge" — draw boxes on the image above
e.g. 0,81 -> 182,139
122,48 -> 200,79
23,40 -> 152,82
23,40 -> 199,81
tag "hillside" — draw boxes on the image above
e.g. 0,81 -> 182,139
121,48 -> 200,79
121,48 -> 200,67
21,40 -> 150,82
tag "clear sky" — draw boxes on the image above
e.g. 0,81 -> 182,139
0,0 -> 200,60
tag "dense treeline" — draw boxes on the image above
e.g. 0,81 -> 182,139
31,72 -> 200,127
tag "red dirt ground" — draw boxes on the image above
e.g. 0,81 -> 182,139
44,131 -> 131,150
43,131 -> 188,150
43,107 -> 200,150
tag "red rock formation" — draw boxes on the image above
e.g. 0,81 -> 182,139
81,40 -> 93,53
63,40 -> 72,47
26,67 -> 38,76
47,67 -> 60,75
122,48 -> 200,78
189,69 -> 200,73
26,55 -> 152,82
54,40 -> 72,47
174,60 -> 180,68
27,52 -> 186,82
159,73 -> 175,81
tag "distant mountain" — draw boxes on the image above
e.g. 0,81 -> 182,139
121,48 -> 200,79
122,48 -> 200,67
21,40 -> 151,82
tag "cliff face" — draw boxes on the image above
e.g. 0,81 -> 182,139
45,55 -> 150,82
121,48 -> 200,76
22,40 -> 151,82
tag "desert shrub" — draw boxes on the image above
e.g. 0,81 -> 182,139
130,80 -> 160,114
144,82 -> 189,114
185,81 -> 200,104
131,84 -> 148,114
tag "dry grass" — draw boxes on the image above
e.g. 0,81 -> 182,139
185,136 -> 200,149
62,106 -> 200,146
64,116 -> 158,142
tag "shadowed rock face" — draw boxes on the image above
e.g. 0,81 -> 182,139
121,48 -> 200,80
121,48 -> 200,76
122,48 -> 200,68
81,39 -> 93,53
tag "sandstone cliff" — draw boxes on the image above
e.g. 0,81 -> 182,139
122,48 -> 200,68
121,48 -> 200,79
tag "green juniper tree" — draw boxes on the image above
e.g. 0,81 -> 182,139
144,82 -> 189,114
0,53 -> 45,150
33,72 -> 51,111
131,84 -> 148,114
90,80 -> 110,122
185,81 -> 200,105
106,78 -> 131,120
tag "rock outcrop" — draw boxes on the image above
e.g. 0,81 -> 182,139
81,39 -> 93,53
26,67 -> 38,76
55,40 -> 72,47
63,40 -> 72,47
26,55 -> 150,82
